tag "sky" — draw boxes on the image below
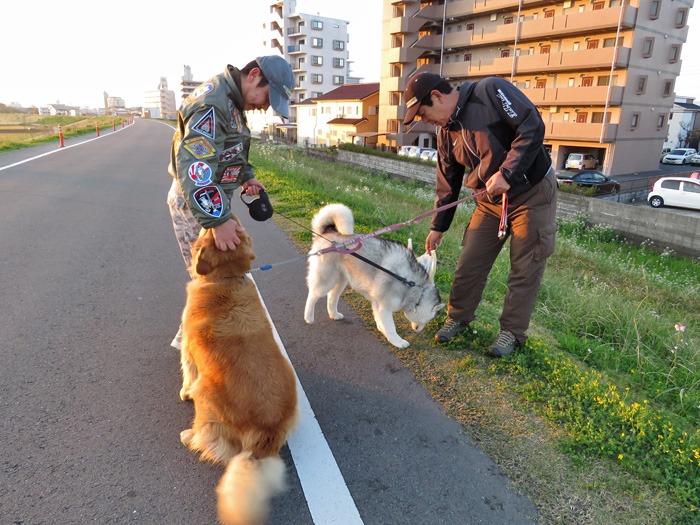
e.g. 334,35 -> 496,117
0,0 -> 383,109
2,1 -> 698,109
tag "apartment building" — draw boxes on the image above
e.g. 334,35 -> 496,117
295,83 -> 380,147
144,77 -> 176,120
379,0 -> 693,176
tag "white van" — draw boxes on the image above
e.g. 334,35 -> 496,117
648,177 -> 700,211
565,153 -> 598,170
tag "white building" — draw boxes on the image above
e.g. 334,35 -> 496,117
144,77 -> 177,120
665,96 -> 700,149
252,1 -> 363,139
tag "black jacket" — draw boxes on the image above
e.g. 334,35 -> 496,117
431,77 -> 551,232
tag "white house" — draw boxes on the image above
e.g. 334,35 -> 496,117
664,96 -> 700,149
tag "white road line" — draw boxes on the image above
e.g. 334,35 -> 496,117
0,127 -> 127,172
253,279 -> 364,525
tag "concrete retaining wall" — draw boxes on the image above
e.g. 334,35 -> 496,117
304,149 -> 700,258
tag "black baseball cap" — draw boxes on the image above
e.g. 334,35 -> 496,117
256,55 -> 294,119
403,72 -> 444,125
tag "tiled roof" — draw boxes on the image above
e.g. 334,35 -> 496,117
314,83 -> 379,101
326,117 -> 368,125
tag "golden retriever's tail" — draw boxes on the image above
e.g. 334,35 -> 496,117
216,451 -> 286,525
311,203 -> 354,236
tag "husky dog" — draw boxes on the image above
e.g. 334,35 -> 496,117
304,203 -> 444,348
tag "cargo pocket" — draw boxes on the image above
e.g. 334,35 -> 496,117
534,223 -> 557,261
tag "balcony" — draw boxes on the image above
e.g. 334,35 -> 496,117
545,121 -> 619,142
389,15 -> 424,35
434,46 -> 632,78
386,46 -> 422,64
287,45 -> 305,55
521,85 -> 624,106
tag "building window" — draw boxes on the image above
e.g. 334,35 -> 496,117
591,112 -> 606,124
631,113 -> 640,128
649,0 -> 661,19
540,44 -> 551,54
504,16 -> 514,24
587,39 -> 599,49
563,112 -> 570,121
657,114 -> 665,128
312,74 -> 323,84
592,1 -> 604,9
466,23 -> 474,30
582,76 -> 594,87
391,64 -> 401,77
663,80 -> 673,97
603,37 -> 622,47
597,75 -> 617,86
501,49 -> 510,58
544,9 -> 555,18
536,79 -> 546,89
669,45 -> 680,63
333,40 -> 345,50
642,37 -> 654,57
311,55 -> 323,66
568,78 -> 575,87
676,8 -> 688,27
312,37 -> 323,48
311,20 -> 323,30
390,92 -> 401,105
464,53 -> 472,62
637,76 -> 647,94
333,57 -> 345,68
333,75 -> 345,85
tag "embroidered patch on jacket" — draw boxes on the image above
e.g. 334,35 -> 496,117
193,186 -> 223,217
183,137 -> 216,159
220,165 -> 242,183
188,161 -> 213,186
228,99 -> 238,130
219,143 -> 243,162
189,83 -> 214,100
191,107 -> 216,139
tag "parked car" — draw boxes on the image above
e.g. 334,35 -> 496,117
661,148 -> 697,165
647,176 -> 700,211
556,170 -> 620,194
565,153 -> 598,170
689,152 -> 700,166
397,146 -> 412,156
419,148 -> 438,162
660,147 -> 672,162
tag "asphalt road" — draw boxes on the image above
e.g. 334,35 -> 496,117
0,119 -> 537,525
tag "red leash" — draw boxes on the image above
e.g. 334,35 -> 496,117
313,189 -> 488,256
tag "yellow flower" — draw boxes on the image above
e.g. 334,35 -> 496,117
618,454 -> 624,460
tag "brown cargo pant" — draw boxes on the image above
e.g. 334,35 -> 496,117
166,178 -> 201,279
446,169 -> 558,344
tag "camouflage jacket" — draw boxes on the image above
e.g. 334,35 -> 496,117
168,65 -> 254,228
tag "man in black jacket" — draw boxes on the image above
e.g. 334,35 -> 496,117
403,72 -> 557,357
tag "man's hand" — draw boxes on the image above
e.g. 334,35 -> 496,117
241,178 -> 267,196
425,230 -> 444,252
486,171 -> 511,196
212,219 -> 245,251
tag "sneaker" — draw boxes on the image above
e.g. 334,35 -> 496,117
435,318 -> 470,343
488,330 -> 518,357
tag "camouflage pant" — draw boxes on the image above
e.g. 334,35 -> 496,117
167,178 -> 201,279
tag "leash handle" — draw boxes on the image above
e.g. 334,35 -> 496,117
498,193 -> 509,240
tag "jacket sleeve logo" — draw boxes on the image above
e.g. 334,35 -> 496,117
191,107 -> 216,139
496,88 -> 518,119
188,161 -> 213,186
220,165 -> 242,183
183,137 -> 216,159
219,143 -> 244,162
193,186 -> 223,217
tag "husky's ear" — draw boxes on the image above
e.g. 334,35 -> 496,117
407,238 -> 413,252
416,250 -> 438,283
434,302 -> 446,314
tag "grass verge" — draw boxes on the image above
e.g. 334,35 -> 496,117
250,142 -> 699,525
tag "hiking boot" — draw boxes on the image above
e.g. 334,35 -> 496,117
488,330 -> 519,357
435,318 -> 470,343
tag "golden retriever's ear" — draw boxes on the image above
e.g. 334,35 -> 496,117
194,246 -> 214,276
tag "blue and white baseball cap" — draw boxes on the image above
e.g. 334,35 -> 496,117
256,55 -> 294,119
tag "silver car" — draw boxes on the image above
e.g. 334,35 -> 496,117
661,148 -> 697,165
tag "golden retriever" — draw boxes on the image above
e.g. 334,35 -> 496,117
179,222 -> 298,525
